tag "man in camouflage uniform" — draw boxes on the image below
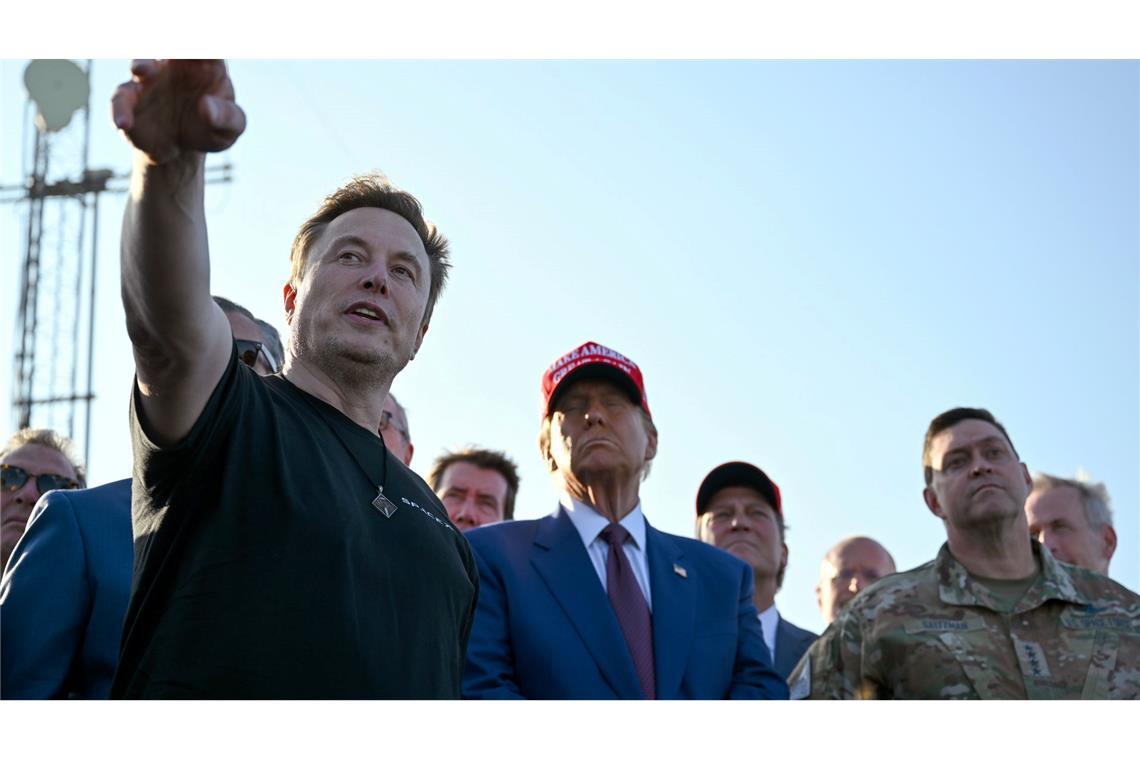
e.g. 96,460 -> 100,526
789,407 -> 1140,699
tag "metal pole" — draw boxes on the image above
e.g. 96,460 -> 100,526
72,60 -> 95,453
70,197 -> 88,439
84,191 -> 98,470
50,200 -> 67,433
14,128 -> 46,430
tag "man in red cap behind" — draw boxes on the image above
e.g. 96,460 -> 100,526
461,341 -> 788,699
695,462 -> 817,680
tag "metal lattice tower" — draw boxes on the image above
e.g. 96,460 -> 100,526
3,60 -> 108,467
3,60 -> 233,469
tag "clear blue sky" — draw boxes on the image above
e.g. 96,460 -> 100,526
2,60 -> 1136,632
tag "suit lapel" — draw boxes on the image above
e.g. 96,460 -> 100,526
530,507 -> 643,699
774,616 -> 812,677
774,616 -> 793,676
646,524 -> 695,700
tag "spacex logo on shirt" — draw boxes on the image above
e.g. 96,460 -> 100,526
400,496 -> 457,534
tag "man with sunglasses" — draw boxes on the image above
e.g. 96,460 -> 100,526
0,429 -> 84,570
216,295 -> 283,375
0,298 -> 279,699
108,60 -> 475,699
379,393 -> 414,466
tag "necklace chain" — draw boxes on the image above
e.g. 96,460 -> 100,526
290,379 -> 398,518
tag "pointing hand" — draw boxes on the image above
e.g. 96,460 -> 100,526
111,59 -> 246,165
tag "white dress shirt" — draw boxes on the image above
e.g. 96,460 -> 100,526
560,495 -> 653,610
757,603 -> 779,663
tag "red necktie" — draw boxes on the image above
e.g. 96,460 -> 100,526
601,522 -> 656,699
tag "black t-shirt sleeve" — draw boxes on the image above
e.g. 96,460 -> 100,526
129,344 -> 250,510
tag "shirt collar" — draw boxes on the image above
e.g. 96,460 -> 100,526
1024,541 -> 1090,608
757,603 -> 780,629
757,603 -> 780,660
936,541 -> 1088,611
560,493 -> 647,550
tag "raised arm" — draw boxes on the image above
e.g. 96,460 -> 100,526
111,59 -> 247,446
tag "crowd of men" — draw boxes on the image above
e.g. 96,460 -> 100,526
1,59 -> 1137,700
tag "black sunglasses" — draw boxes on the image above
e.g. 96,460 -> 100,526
1,464 -> 80,494
378,409 -> 409,440
235,339 -> 279,373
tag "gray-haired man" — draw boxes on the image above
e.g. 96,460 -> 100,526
1024,472 -> 1116,574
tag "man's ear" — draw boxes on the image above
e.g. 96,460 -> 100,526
643,423 -> 659,463
923,487 -> 944,519
283,282 -> 297,325
539,419 -> 557,473
409,320 -> 429,361
1102,525 -> 1118,563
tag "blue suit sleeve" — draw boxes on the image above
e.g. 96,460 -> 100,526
461,538 -> 525,699
729,562 -> 790,699
0,491 -> 90,699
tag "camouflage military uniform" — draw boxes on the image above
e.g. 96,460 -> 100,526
788,542 -> 1140,699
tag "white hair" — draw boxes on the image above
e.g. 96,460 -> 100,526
1031,471 -> 1113,531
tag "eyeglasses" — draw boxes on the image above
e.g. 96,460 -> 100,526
235,339 -> 279,374
378,409 -> 409,440
1,464 -> 80,494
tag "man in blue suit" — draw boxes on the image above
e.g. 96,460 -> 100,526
1,480 -> 132,698
462,341 -> 787,700
0,299 -> 284,699
694,462 -> 817,680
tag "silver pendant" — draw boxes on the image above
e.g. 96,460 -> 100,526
371,486 -> 399,518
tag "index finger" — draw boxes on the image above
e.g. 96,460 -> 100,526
111,80 -> 142,131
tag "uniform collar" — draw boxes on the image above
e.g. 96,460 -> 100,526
936,541 -> 1089,611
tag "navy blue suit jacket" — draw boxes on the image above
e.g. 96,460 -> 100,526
0,479 -> 132,699
774,614 -> 818,680
462,507 -> 788,699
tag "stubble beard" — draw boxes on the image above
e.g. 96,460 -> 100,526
948,488 -> 1026,553
291,314 -> 409,393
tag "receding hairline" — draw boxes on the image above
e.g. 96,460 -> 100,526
822,536 -> 896,570
0,428 -> 86,486
437,459 -> 510,489
1029,471 -> 1113,530
1,440 -> 73,466
935,432 -> 1013,460
296,216 -> 430,282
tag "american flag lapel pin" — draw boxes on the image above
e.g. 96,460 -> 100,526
673,563 -> 687,578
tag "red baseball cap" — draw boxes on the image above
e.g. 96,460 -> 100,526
541,341 -> 651,418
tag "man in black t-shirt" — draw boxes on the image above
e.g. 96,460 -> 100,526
109,60 -> 477,698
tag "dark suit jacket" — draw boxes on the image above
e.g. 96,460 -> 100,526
0,479 -> 132,699
462,506 -> 788,699
774,614 -> 818,680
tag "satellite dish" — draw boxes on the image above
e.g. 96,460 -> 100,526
24,59 -> 89,133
